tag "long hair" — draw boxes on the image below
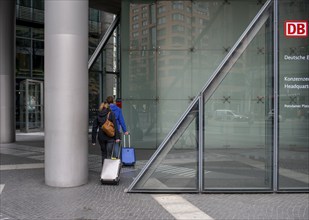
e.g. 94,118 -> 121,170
106,96 -> 115,104
98,102 -> 110,111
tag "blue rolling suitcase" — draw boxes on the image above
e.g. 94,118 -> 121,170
121,134 -> 136,166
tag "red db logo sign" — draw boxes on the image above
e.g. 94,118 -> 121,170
284,20 -> 308,38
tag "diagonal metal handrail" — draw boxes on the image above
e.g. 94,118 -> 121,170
88,15 -> 120,70
127,0 -> 273,192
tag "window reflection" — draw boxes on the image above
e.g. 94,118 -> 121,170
278,0 -> 309,190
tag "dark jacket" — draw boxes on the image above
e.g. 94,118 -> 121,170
92,109 -> 120,143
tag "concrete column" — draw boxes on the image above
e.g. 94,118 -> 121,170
45,0 -> 89,187
0,0 -> 15,144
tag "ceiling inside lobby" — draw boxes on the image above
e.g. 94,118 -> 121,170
89,0 -> 121,14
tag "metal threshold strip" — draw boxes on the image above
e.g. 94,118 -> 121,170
88,15 -> 120,70
127,0 -> 273,193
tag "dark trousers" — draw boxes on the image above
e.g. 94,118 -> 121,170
98,139 -> 114,165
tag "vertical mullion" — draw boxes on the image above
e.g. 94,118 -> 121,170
273,0 -> 279,192
41,81 -> 44,130
198,94 -> 204,192
25,80 -> 29,132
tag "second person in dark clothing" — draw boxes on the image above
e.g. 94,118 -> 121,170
92,102 -> 121,165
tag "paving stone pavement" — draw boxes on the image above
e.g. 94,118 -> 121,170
0,169 -> 173,220
0,133 -> 308,220
183,193 -> 309,220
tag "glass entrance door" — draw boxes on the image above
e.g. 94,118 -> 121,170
20,79 -> 44,132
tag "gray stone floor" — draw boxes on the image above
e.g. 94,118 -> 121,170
0,133 -> 308,220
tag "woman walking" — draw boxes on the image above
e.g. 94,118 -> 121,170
92,102 -> 121,165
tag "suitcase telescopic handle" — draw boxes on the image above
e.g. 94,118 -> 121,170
111,141 -> 121,158
123,133 -> 131,148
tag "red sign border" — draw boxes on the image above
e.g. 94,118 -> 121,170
284,20 -> 308,38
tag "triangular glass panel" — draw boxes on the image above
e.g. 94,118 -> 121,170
129,100 -> 199,192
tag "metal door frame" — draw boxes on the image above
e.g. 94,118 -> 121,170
20,79 -> 44,132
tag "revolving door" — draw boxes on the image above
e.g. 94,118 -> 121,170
20,79 -> 44,132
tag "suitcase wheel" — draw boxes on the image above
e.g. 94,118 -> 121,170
100,179 -> 120,185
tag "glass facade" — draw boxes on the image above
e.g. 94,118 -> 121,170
12,0 -> 308,192
88,12 -> 120,125
15,1 -> 119,129
122,0 -> 309,192
278,0 -> 309,190
16,0 -> 45,129
16,26 -> 44,79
